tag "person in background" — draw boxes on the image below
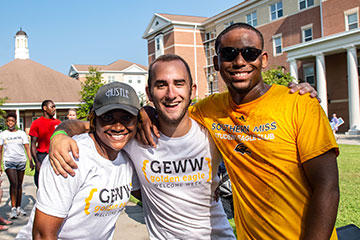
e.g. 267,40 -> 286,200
16,82 -> 140,240
29,100 -> 61,188
330,113 -> 340,139
0,179 -> 13,230
66,108 -> 77,120
0,113 -> 34,219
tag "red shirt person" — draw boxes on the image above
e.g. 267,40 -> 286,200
29,100 -> 61,187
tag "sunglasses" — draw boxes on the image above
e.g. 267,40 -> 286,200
218,47 -> 262,62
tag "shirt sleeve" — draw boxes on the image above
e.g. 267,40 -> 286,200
36,154 -> 81,218
21,131 -> 29,144
296,97 -> 338,163
29,121 -> 39,138
189,101 -> 206,126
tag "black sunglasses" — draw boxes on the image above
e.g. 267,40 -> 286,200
218,47 -> 262,62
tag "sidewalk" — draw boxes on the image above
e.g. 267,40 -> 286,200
0,175 -> 148,239
337,133 -> 360,145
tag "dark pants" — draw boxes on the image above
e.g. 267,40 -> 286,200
34,152 -> 47,188
220,196 -> 234,219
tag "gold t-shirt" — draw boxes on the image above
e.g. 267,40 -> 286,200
190,84 -> 338,239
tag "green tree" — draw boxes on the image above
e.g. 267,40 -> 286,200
262,66 -> 294,86
138,92 -> 149,107
77,67 -> 104,120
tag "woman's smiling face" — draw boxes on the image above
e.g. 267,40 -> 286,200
95,109 -> 137,158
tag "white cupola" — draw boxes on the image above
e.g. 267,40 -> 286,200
14,28 -> 29,59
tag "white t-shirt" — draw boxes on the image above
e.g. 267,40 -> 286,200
124,119 -> 235,240
16,133 -> 139,240
0,130 -> 29,162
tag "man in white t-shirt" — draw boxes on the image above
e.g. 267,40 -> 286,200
49,55 -> 236,239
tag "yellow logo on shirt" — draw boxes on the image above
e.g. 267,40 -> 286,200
84,188 -> 98,215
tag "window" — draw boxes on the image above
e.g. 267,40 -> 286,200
128,77 -> 133,84
347,13 -> 358,30
137,77 -> 141,84
224,21 -> 234,29
302,25 -> 313,42
270,1 -> 283,21
299,0 -> 314,10
246,11 -> 257,27
107,76 -> 115,83
154,34 -> 164,58
303,64 -> 315,85
273,35 -> 282,55
19,117 -> 24,130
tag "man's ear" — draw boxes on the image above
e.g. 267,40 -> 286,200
261,51 -> 268,69
190,84 -> 197,101
146,86 -> 153,102
213,55 -> 220,71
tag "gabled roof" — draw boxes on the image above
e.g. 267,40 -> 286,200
157,13 -> 208,23
0,59 -> 81,103
71,59 -> 147,73
143,13 -> 208,39
71,64 -> 107,72
104,59 -> 147,71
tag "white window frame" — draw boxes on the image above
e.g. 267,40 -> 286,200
154,34 -> 164,58
303,63 -> 315,86
246,11 -> 257,27
301,24 -> 313,42
299,0 -> 314,11
270,1 -> 283,21
272,34 -> 283,56
107,75 -> 115,83
345,8 -> 359,31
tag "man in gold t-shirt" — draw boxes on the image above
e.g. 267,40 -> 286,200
189,23 -> 339,240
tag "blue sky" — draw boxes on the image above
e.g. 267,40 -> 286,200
0,0 -> 242,75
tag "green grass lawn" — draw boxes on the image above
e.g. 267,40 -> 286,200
335,144 -> 360,227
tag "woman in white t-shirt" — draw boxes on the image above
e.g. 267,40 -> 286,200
0,112 -> 34,219
16,82 -> 141,240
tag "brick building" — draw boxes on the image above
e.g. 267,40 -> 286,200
143,0 -> 360,134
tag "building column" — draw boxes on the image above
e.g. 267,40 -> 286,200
346,47 -> 360,134
316,53 -> 328,114
16,109 -> 20,128
289,58 -> 298,83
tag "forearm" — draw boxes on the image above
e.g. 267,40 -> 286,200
33,231 -> 57,240
55,120 -> 89,137
30,145 -> 37,163
303,186 -> 339,240
302,150 -> 339,240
